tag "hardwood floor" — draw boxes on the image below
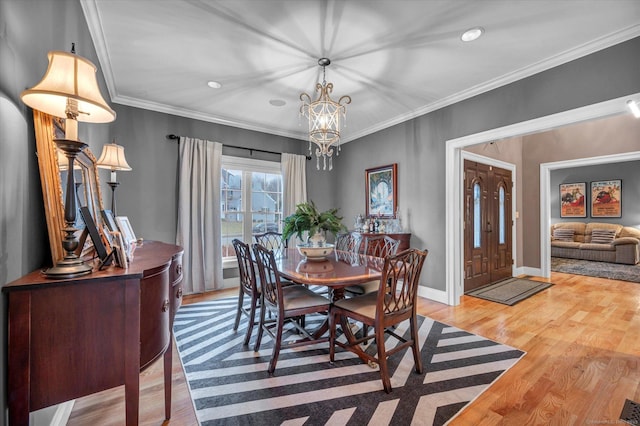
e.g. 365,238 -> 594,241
68,273 -> 640,425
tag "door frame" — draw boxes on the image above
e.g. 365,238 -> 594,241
445,93 -> 638,306
462,153 -> 516,291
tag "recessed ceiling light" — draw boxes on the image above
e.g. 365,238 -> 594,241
269,99 -> 286,107
461,27 -> 484,42
207,81 -> 222,89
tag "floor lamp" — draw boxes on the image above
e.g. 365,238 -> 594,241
97,141 -> 132,215
20,45 -> 116,278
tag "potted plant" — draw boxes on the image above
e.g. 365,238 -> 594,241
282,200 -> 347,247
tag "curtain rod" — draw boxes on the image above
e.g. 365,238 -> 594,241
166,134 -> 311,160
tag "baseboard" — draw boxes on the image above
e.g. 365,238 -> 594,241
520,266 -> 544,278
418,285 -> 448,304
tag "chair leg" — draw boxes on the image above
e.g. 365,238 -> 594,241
376,325 -> 392,393
410,315 -> 423,374
244,296 -> 258,346
254,300 -> 267,352
233,290 -> 244,331
329,311 -> 337,363
268,314 -> 285,374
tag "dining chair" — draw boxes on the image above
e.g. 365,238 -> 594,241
232,239 -> 262,346
345,235 -> 400,296
252,243 -> 331,374
254,231 -> 288,252
329,248 -> 428,393
335,231 -> 363,255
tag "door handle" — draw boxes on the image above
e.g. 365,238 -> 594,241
486,222 -> 492,233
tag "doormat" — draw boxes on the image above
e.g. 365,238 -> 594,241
466,277 -> 553,306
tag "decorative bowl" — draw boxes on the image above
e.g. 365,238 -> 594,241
297,243 -> 334,261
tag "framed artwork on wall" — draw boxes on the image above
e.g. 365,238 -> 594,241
559,182 -> 586,218
365,163 -> 397,218
590,180 -> 622,218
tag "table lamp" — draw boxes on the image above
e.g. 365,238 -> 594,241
97,140 -> 132,215
21,44 -> 116,278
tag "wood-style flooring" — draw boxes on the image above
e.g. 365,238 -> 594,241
68,271 -> 640,425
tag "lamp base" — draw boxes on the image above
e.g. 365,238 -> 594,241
43,256 -> 92,279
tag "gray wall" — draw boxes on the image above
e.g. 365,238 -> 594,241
551,161 -> 640,226
330,37 -> 640,288
2,0 -> 640,421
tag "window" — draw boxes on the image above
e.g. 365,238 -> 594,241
221,156 -> 282,262
473,182 -> 481,248
498,185 -> 505,245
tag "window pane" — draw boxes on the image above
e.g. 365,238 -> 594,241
221,213 -> 243,258
251,172 -> 282,235
473,183 -> 481,248
221,160 -> 283,259
499,186 -> 505,245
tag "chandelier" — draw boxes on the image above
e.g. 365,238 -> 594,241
300,58 -> 351,170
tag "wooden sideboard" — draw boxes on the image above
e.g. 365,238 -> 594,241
3,241 -> 184,425
358,232 -> 412,252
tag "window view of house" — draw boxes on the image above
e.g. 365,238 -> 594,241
221,157 -> 283,258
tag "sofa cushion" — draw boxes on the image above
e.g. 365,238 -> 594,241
579,243 -> 616,251
551,241 -> 581,249
552,222 -> 586,242
553,228 -> 575,241
585,222 -> 622,242
590,229 -> 616,244
620,226 -> 640,239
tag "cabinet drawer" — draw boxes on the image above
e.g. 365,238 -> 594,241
170,253 -> 184,323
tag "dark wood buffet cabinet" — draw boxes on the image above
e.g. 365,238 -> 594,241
2,241 -> 184,425
358,232 -> 411,252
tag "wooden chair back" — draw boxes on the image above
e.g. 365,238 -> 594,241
252,243 -> 284,312
254,231 -> 287,252
232,239 -> 257,296
364,235 -> 399,258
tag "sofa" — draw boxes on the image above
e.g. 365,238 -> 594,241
550,222 -> 640,265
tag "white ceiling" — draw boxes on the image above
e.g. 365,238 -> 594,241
80,0 -> 640,143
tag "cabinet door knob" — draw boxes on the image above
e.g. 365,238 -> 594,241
162,299 -> 170,312
176,287 -> 183,298
176,264 -> 183,276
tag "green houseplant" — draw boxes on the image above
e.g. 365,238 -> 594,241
282,200 -> 347,246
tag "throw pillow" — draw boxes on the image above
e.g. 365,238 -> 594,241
553,228 -> 574,242
590,229 -> 616,244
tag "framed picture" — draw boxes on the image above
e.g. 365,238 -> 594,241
365,163 -> 397,218
101,209 -> 119,233
559,182 -> 586,218
79,206 -> 111,265
111,230 -> 128,268
116,216 -> 137,246
590,180 -> 622,218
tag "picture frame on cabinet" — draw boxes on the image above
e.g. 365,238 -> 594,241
116,216 -> 136,247
79,206 -> 112,266
111,230 -> 128,268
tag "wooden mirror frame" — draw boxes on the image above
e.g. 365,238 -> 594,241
33,110 -> 106,265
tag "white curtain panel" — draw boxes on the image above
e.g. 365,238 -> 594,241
281,153 -> 307,217
176,137 -> 223,294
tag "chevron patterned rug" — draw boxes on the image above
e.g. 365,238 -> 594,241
174,297 -> 525,425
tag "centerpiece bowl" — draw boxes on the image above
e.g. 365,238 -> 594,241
297,243 -> 334,261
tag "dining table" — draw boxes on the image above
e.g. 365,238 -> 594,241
274,247 -> 384,301
273,247 -> 385,341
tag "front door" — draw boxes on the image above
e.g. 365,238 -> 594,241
464,160 -> 513,292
